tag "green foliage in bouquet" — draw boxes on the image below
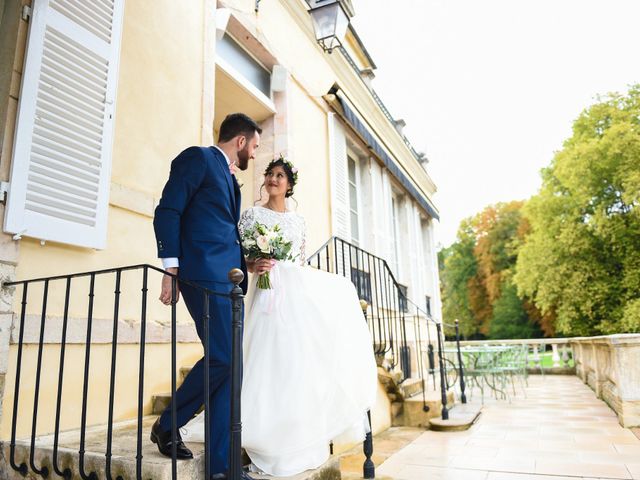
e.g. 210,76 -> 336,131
241,222 -> 295,289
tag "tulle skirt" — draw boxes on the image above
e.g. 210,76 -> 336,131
181,262 -> 378,477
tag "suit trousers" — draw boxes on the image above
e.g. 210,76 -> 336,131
159,279 -> 235,474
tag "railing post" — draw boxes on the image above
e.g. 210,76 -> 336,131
360,300 -> 375,479
203,288 -> 211,480
135,267 -> 148,480
170,276 -> 178,480
30,280 -> 50,478
435,322 -> 449,420
53,277 -> 73,480
552,344 -> 561,368
106,272 -> 121,480
454,319 -> 467,404
79,275 -> 98,480
9,283 -> 28,476
533,343 -> 542,372
229,269 -> 245,480
427,344 -> 436,389
562,344 -> 571,367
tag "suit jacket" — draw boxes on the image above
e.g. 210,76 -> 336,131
154,146 -> 248,292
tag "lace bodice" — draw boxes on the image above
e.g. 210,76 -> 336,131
239,206 -> 306,265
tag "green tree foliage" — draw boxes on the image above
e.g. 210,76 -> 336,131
489,283 -> 540,339
514,85 -> 640,335
438,220 -> 480,338
439,202 -> 544,339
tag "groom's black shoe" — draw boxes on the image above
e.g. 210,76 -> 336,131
150,418 -> 193,459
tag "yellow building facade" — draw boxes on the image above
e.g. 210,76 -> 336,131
0,0 -> 441,470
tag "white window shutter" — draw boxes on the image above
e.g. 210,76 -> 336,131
328,112 -> 350,241
407,203 -> 420,303
381,169 -> 394,268
4,0 -> 125,249
370,163 -> 386,258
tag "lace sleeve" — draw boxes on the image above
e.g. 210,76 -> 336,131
299,216 -> 306,266
238,207 -> 255,238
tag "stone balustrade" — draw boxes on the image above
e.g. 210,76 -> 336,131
570,334 -> 640,428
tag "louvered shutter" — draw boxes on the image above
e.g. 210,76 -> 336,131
414,213 -> 427,302
426,220 -> 443,321
327,113 -> 350,277
381,169 -> 394,270
370,162 -> 384,256
328,112 -> 350,241
407,204 -> 421,303
4,0 -> 125,249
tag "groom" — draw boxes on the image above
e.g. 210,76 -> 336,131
152,113 -> 261,479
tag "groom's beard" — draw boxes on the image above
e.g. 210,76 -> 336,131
236,146 -> 250,171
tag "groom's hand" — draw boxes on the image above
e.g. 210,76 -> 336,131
160,267 -> 180,305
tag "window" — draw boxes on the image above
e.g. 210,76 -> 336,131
425,295 -> 432,317
217,33 -> 271,97
400,345 -> 412,379
398,284 -> 408,313
350,268 -> 372,303
348,156 -> 359,246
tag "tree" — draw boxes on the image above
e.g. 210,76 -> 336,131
440,202 -> 544,339
489,283 -> 541,339
438,220 -> 483,338
514,85 -> 640,335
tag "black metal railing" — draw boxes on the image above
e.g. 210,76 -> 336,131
3,264 -> 245,480
308,237 -> 468,423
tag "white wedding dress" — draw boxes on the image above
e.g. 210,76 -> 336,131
180,206 -> 378,477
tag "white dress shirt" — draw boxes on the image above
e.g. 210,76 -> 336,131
161,146 -> 232,270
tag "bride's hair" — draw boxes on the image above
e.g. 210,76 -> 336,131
254,154 -> 299,206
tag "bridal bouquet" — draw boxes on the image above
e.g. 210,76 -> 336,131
241,222 -> 294,289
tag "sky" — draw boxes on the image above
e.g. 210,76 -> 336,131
350,0 -> 640,247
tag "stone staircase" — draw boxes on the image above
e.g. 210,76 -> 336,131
151,366 -> 193,415
377,366 -> 456,428
1,417 -> 340,480
0,361 -> 341,480
1,417 -> 205,480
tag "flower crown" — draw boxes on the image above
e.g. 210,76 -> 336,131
269,154 -> 298,185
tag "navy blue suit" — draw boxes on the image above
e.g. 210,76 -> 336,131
153,146 -> 247,474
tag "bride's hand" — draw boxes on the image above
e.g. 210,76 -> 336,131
254,258 -> 275,275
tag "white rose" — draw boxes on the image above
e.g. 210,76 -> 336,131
256,235 -> 271,254
266,230 -> 278,241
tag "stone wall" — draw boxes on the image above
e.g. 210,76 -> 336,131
571,334 -> 640,428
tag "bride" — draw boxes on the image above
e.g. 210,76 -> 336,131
181,156 -> 378,477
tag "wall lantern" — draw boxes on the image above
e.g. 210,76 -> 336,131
307,0 -> 351,53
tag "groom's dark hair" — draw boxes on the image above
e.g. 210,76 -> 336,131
218,113 -> 262,143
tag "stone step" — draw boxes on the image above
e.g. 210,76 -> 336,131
251,458 -> 340,480
399,377 -> 424,399
392,389 -> 456,428
181,366 -> 192,381
1,416 -> 204,480
151,366 -> 193,415
152,392 -> 172,415
0,416 -> 341,480
429,403 -> 482,432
